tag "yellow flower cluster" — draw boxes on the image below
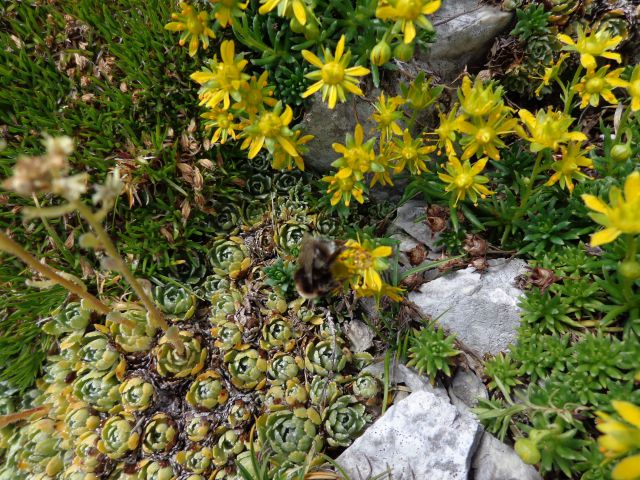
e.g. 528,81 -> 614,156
375,0 -> 441,44
432,76 -> 515,205
323,77 -> 443,207
597,400 -> 640,480
165,2 -> 216,57
334,239 -> 403,301
190,40 -> 312,170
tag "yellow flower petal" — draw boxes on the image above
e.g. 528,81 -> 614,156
301,49 -> 324,69
371,246 -> 392,258
591,227 -> 621,246
614,400 -> 640,429
582,194 -> 610,214
612,455 -> 640,480
623,172 -> 640,203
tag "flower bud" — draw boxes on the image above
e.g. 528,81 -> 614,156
514,438 -> 541,465
619,260 -> 640,280
304,21 -> 320,41
290,17 -> 305,34
610,143 -> 632,162
393,42 -> 415,62
370,40 -> 392,66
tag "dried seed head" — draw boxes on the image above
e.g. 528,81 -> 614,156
463,234 -> 488,257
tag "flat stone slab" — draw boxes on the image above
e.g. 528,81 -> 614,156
472,432 -> 542,480
336,389 -> 482,480
408,258 -> 528,358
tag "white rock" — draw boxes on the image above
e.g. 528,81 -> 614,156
344,319 -> 375,353
336,389 -> 482,480
472,432 -> 542,480
449,368 -> 488,410
409,258 -> 528,358
362,360 -> 448,401
419,0 -> 513,81
393,200 -> 442,252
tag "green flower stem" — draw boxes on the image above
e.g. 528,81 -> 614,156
0,230 -> 110,315
562,65 -> 583,115
513,151 -> 545,223
73,201 -> 184,353
31,194 -> 77,266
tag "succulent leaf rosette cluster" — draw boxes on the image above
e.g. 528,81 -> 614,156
0,193 -> 381,479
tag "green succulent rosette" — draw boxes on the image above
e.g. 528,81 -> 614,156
290,299 -> 324,326
97,412 -> 140,459
209,236 -> 251,279
284,379 -> 308,407
120,376 -> 155,412
273,171 -> 301,193
304,337 -> 350,376
211,202 -> 242,233
308,376 -> 340,407
166,249 -> 208,285
212,429 -> 245,466
77,331 -> 126,377
264,290 -> 288,314
352,373 -> 380,400
224,348 -> 268,390
43,301 -> 91,336
137,459 -> 176,480
43,334 -> 82,384
264,385 -> 286,411
153,284 -> 196,321
14,419 -> 65,477
64,405 -> 100,439
186,371 -> 229,409
246,171 -> 273,197
256,408 -> 322,464
210,288 -> 243,323
323,395 -> 370,447
240,199 -> 268,225
142,413 -> 178,454
72,368 -> 121,412
154,330 -> 207,378
175,446 -> 213,474
352,351 -> 375,370
75,430 -> 104,473
267,353 -> 304,385
211,321 -> 245,350
102,309 -> 157,353
274,220 -> 309,255
260,316 -> 295,351
199,274 -> 231,300
228,401 -> 252,427
185,416 -> 211,442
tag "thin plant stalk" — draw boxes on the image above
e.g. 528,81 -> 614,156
72,201 -> 184,353
0,230 -> 110,315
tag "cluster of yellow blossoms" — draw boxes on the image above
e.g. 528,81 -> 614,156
190,40 -> 312,170
334,238 -> 403,301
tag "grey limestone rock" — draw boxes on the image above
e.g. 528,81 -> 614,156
418,0 -> 514,81
449,368 -> 488,410
408,258 -> 528,358
471,432 -> 542,480
336,389 -> 483,480
344,319 -> 375,353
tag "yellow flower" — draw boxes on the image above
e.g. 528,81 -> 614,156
301,35 -> 370,109
201,108 -> 240,144
322,168 -> 365,207
582,171 -> 640,246
458,76 -> 505,118
165,2 -> 216,57
191,40 -> 250,110
375,0 -> 441,44
331,123 -> 377,175
271,130 -> 313,171
597,400 -> 640,480
210,0 -> 249,27
389,129 -> 435,175
545,142 -> 593,193
517,108 -> 587,152
258,0 -> 309,25
336,239 -> 393,294
457,109 -> 518,161
557,24 -> 622,70
233,71 -> 278,118
628,65 -> 640,112
573,65 -> 628,109
240,102 -> 301,160
438,156 -> 493,205
372,93 -> 405,142
535,53 -> 570,96
432,105 -> 464,155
